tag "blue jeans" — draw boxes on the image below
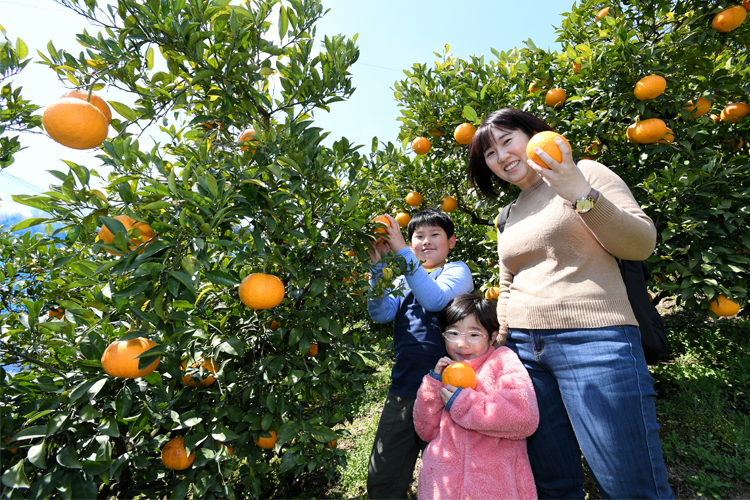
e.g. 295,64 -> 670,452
506,325 -> 674,500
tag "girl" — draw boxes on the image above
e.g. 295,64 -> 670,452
413,293 -> 539,500
466,108 -> 673,499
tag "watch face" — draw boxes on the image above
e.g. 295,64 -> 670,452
575,197 -> 595,212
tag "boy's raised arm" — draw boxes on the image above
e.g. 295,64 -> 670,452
397,248 -> 473,312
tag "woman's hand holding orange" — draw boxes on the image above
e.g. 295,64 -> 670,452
527,136 -> 592,205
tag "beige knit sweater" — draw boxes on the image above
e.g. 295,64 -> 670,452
495,160 -> 657,340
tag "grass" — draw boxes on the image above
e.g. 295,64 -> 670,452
253,312 -> 750,500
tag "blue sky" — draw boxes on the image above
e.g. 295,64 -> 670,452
1,0 -> 566,228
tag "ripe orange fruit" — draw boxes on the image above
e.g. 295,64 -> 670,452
372,215 -> 392,244
725,138 -> 744,151
711,6 -> 747,32
60,90 -> 112,124
181,358 -> 219,387
484,287 -> 500,300
239,273 -> 285,309
526,131 -> 572,169
720,102 -> 750,123
657,128 -> 675,144
43,98 -> 109,150
595,7 -> 610,21
583,141 -> 600,159
572,62 -> 582,74
626,118 -> 667,144
412,137 -> 431,155
441,196 -> 458,212
328,440 -> 337,449
97,215 -> 157,256
683,97 -> 711,117
711,113 -> 720,122
101,337 -> 160,378
218,442 -> 234,456
48,308 -> 64,320
708,294 -> 741,317
405,191 -> 423,207
743,0 -> 750,12
161,437 -> 196,470
528,80 -> 548,93
634,75 -> 666,100
306,344 -> 318,356
454,123 -> 476,145
395,212 -> 411,227
442,362 -> 478,390
268,319 -> 280,330
254,430 -> 278,449
238,129 -> 257,153
545,88 -> 567,108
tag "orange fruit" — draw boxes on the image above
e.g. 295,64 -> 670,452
217,442 -> 234,457
711,6 -> 746,32
708,294 -> 741,317
442,362 -> 478,390
254,430 -> 277,449
43,98 -> 109,150
725,138 -> 744,151
328,440 -> 337,449
484,287 -> 500,300
101,337 -> 160,378
720,102 -> 750,123
372,215 -> 392,244
595,7 -> 610,21
268,319 -> 280,330
395,212 -> 411,227
238,129 -> 257,153
441,196 -> 458,212
626,118 -> 667,144
48,308 -> 64,320
583,141 -> 600,159
306,344 -> 318,356
634,75 -> 666,100
97,215 -> 157,256
683,97 -> 711,117
412,137 -> 431,155
161,437 -> 196,470
454,123 -> 476,145
572,62 -> 582,74
545,88 -> 567,108
657,128 -> 675,144
526,131 -> 572,169
405,191 -> 423,207
181,358 -> 219,387
60,90 -> 112,124
743,0 -> 750,12
239,273 -> 285,309
710,114 -> 720,122
528,80 -> 548,93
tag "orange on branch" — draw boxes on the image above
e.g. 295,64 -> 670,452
97,215 -> 157,255
526,131 -> 572,169
405,191 -> 423,207
60,89 -> 112,124
395,212 -> 411,227
683,97 -> 711,117
484,287 -> 500,300
268,319 -> 280,330
181,358 -> 219,387
442,362 -> 478,390
528,80 -> 547,93
306,344 -> 318,357
161,437 -> 195,470
545,88 -> 567,108
254,430 -> 278,449
328,440 -> 337,449
657,128 -> 675,144
634,75 -> 666,100
627,118 -> 667,144
711,5 -> 746,32
720,102 -> 750,123
238,129 -> 257,154
708,295 -> 741,317
48,308 -> 64,320
101,337 -> 160,379
411,136 -> 431,155
239,273 -> 285,310
43,98 -> 109,150
218,442 -> 234,456
595,7 -> 611,21
453,123 -> 476,145
572,62 -> 582,74
441,196 -> 458,212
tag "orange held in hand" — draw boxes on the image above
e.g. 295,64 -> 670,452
442,362 -> 478,390
372,215 -> 392,244
484,287 -> 500,300
239,273 -> 285,309
101,337 -> 160,379
161,437 -> 196,470
526,131 -> 572,169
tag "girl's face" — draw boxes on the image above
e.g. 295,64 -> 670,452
482,127 -> 539,190
443,314 -> 495,362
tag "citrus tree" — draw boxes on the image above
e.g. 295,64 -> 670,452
388,0 -> 750,314
1,0 -> 402,498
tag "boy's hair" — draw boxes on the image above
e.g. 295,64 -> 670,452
439,293 -> 500,339
407,208 -> 455,241
467,108 -> 553,200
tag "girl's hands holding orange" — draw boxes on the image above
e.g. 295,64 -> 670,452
527,136 -> 592,205
440,384 -> 457,406
433,356 -> 454,374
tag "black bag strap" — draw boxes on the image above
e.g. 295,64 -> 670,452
496,201 -> 515,233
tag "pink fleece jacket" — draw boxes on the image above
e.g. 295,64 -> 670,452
413,346 -> 539,500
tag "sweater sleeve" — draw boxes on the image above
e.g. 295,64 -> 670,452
413,373 -> 445,443
366,263 -> 401,323
577,160 -> 657,261
448,348 -> 539,440
398,248 -> 474,312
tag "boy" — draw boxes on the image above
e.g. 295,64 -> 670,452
366,208 -> 474,499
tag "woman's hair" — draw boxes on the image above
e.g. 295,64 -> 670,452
407,208 -> 455,241
439,293 -> 500,339
467,108 -> 553,199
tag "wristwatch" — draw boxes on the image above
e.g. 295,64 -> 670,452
573,188 -> 599,213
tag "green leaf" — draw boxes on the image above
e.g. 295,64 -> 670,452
279,450 -> 297,473
309,425 -> 339,443
15,38 -> 28,59
96,416 -> 120,437
146,46 -> 154,70
11,425 -> 47,441
206,270 -> 239,286
70,473 -> 97,500
10,194 -> 51,211
211,424 -> 239,442
217,337 -> 244,356
28,440 -> 47,468
1,460 -> 30,489
310,278 -> 325,296
57,446 -> 82,469
116,386 -> 133,419
10,217 -> 50,231
278,5 -> 289,39
169,478 -> 191,500
462,105 -> 478,122
108,101 -> 138,121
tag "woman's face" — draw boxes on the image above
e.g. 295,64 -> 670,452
482,127 -> 539,190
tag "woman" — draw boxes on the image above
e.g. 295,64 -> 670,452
467,108 -> 673,500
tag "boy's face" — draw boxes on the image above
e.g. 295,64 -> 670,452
408,225 -> 456,269
444,315 -> 495,362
